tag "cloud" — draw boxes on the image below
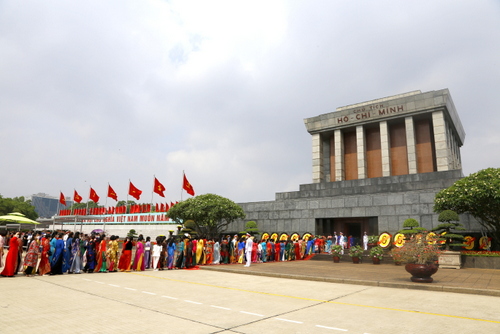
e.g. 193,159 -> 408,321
1,0 -> 499,205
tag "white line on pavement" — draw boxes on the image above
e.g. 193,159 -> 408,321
211,305 -> 231,310
83,278 -> 92,281
95,281 -> 104,284
142,291 -> 156,295
108,284 -> 120,287
240,311 -> 264,317
162,296 -> 178,300
125,287 -> 136,291
184,300 -> 202,305
275,318 -> 303,324
316,325 -> 348,331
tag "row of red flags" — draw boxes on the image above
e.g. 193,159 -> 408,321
59,174 -> 195,206
58,202 -> 179,216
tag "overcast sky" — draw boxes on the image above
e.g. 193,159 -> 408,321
1,1 -> 499,205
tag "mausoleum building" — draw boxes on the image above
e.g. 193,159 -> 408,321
232,89 -> 478,238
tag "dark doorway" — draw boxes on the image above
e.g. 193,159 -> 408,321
315,217 -> 378,246
345,222 -> 362,240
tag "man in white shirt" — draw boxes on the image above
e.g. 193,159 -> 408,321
244,234 -> 253,267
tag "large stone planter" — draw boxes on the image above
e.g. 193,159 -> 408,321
405,263 -> 439,283
438,251 -> 461,269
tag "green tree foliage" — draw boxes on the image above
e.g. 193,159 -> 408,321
116,200 -> 136,207
127,229 -> 138,238
432,210 -> 465,250
434,168 -> 500,247
240,220 -> 259,236
168,194 -> 246,239
180,220 -> 198,237
0,195 -> 39,220
69,201 -> 99,209
399,218 -> 426,235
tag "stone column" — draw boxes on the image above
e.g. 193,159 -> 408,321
432,110 -> 450,171
334,129 -> 344,181
312,133 -> 323,183
405,116 -> 417,174
356,125 -> 366,179
380,121 -> 391,177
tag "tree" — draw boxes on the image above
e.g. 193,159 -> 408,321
116,200 -> 136,207
240,220 -> 259,236
127,229 -> 138,239
399,218 -> 426,235
167,193 -> 246,239
179,220 -> 198,237
0,195 -> 38,220
432,210 -> 466,251
434,168 -> 500,248
69,201 -> 99,209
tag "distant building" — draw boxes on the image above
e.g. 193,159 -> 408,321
232,89 -> 480,238
28,193 -> 73,218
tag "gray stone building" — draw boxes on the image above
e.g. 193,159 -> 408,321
231,89 -> 480,238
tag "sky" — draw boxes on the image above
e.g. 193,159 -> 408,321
1,1 -> 499,205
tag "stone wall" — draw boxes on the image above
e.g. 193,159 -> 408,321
232,169 -> 481,235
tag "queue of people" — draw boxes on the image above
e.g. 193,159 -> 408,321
0,230 -> 349,277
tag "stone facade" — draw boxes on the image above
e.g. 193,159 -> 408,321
232,170 -> 479,236
229,89 -> 480,238
304,89 -> 465,182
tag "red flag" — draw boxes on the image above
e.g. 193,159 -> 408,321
107,184 -> 118,201
155,203 -> 159,212
89,187 -> 100,203
183,174 -> 195,196
170,201 -> 174,208
74,190 -> 83,203
59,192 -> 66,206
129,181 -> 142,200
153,177 -> 166,197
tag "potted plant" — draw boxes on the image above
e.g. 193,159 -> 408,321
390,247 -> 404,265
348,245 -> 364,264
369,245 -> 384,264
432,210 -> 466,269
398,233 -> 441,283
399,218 -> 426,237
367,235 -> 379,247
331,245 -> 343,263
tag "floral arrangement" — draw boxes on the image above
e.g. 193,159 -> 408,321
397,233 -> 441,264
348,245 -> 364,258
461,251 -> 500,257
369,246 -> 385,260
331,245 -> 343,256
390,247 -> 404,263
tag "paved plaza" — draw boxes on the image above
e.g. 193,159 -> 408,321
202,255 -> 500,297
1,255 -> 500,333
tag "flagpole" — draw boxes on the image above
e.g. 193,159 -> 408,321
87,186 -> 91,216
54,199 -> 59,232
151,175 -> 155,212
103,183 -> 109,233
71,189 -> 75,216
127,179 -> 130,214
181,170 -> 184,202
